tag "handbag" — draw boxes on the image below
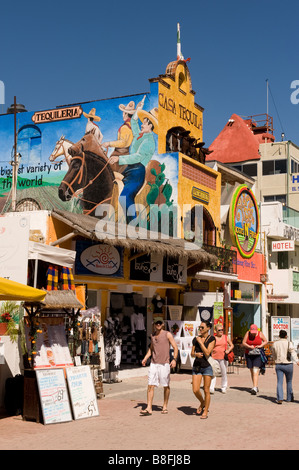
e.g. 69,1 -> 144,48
224,336 -> 235,363
208,356 -> 222,377
287,342 -> 292,362
248,347 -> 261,355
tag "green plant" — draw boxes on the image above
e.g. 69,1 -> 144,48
0,301 -> 20,342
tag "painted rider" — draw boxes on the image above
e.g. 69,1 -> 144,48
83,108 -> 103,145
102,100 -> 136,169
109,101 -> 158,224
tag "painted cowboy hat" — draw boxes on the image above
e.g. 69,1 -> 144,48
119,101 -> 136,114
83,108 -> 101,122
137,107 -> 158,134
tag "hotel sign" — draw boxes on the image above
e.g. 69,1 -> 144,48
272,240 -> 295,252
32,105 -> 83,124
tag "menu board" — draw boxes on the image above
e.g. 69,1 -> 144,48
36,368 -> 72,425
66,366 -> 99,420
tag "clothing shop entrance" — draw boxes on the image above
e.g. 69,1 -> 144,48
105,292 -> 149,380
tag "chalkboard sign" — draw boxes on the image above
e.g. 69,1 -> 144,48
36,368 -> 72,425
66,366 -> 99,420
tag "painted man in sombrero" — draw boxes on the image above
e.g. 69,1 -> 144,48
109,100 -> 158,224
83,108 -> 103,145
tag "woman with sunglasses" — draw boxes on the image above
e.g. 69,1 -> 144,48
191,320 -> 216,419
210,324 -> 234,394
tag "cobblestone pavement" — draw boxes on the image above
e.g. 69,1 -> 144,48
1,365 -> 299,451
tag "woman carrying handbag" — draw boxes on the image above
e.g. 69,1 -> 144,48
191,320 -> 216,419
272,330 -> 299,404
210,324 -> 234,394
242,324 -> 268,395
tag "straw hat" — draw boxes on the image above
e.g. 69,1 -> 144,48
137,107 -> 158,134
83,108 -> 101,122
119,101 -> 136,115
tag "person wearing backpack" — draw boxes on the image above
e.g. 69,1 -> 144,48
272,330 -> 299,404
210,323 -> 234,394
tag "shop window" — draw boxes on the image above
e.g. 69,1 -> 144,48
17,124 -> 42,165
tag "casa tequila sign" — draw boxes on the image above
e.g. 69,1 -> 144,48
229,185 -> 259,258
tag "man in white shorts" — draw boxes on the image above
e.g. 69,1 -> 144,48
140,319 -> 178,415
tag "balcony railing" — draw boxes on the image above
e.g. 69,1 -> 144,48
203,244 -> 237,275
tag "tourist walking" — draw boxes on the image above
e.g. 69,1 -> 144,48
272,330 -> 299,404
242,324 -> 268,395
210,324 -> 234,394
140,319 -> 178,416
191,320 -> 216,419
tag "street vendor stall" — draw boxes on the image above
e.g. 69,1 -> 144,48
0,277 -> 46,413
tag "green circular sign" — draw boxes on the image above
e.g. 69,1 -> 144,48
229,185 -> 259,258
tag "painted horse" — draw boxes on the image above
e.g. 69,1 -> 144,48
58,133 -> 116,216
49,135 -> 74,166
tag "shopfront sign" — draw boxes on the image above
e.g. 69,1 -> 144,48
130,253 -> 187,284
75,241 -> 123,278
272,240 -> 295,252
159,92 -> 202,131
192,186 -> 209,204
229,185 -> 259,259
32,105 -> 83,124
271,316 -> 291,341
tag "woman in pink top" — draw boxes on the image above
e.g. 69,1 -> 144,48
210,324 -> 234,394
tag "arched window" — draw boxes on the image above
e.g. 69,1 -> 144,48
17,124 -> 42,164
184,206 -> 216,246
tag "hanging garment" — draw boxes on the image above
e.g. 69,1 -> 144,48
104,318 -> 117,363
60,267 -> 75,290
46,265 -> 59,291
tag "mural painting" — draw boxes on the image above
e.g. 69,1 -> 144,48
0,86 -> 178,233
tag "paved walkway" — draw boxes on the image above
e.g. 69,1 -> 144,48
1,365 -> 299,451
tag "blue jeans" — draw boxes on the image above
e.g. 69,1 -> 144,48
275,363 -> 293,401
119,163 -> 145,222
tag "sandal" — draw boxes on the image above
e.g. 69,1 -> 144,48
200,414 -> 208,419
140,410 -> 152,416
196,405 -> 205,416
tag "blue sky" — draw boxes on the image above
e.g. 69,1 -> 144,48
1,0 -> 299,147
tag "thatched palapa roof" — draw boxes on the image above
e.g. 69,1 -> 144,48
24,289 -> 83,310
51,210 -> 217,269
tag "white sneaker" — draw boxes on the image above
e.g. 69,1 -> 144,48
221,388 -> 227,394
251,387 -> 258,395
210,389 -> 214,394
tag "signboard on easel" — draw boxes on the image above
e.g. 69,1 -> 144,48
36,368 -> 72,425
66,365 -> 99,420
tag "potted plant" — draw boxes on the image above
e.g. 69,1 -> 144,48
0,301 -> 20,342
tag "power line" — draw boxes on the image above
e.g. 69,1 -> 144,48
267,79 -> 286,138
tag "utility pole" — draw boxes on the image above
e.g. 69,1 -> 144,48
11,96 -> 18,211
